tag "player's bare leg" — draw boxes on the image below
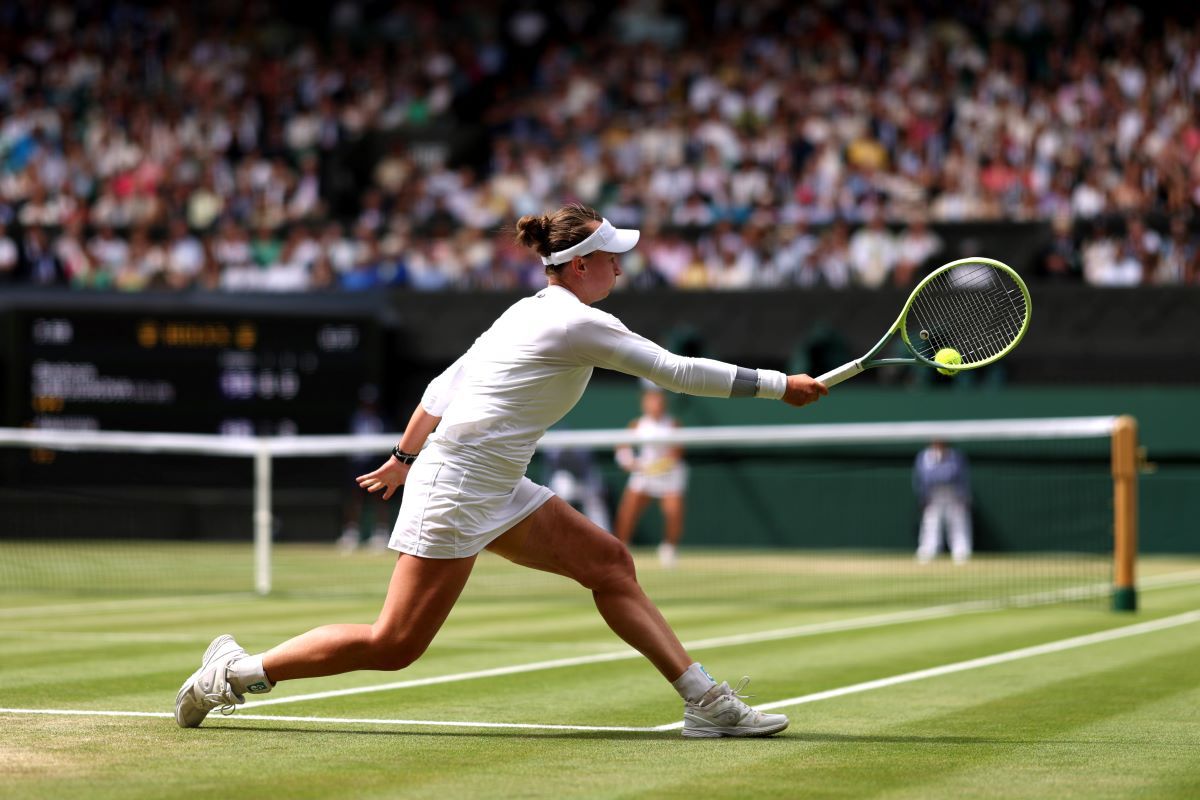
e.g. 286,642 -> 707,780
263,553 -> 476,680
487,497 -> 787,737
489,496 -> 689,679
175,554 -> 475,727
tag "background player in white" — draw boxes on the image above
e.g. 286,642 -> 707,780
913,439 -> 973,564
615,383 -> 688,568
175,203 -> 827,738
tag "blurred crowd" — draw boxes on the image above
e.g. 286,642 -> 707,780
0,0 -> 1198,293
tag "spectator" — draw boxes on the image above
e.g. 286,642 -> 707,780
1083,222 -> 1141,286
1037,214 -> 1082,283
816,219 -> 853,289
20,227 -> 66,285
1155,216 -> 1198,285
165,219 -> 204,290
1110,239 -> 1146,287
1124,217 -> 1163,284
893,215 -> 943,287
848,209 -> 897,288
0,222 -> 18,283
3,2 -> 1200,293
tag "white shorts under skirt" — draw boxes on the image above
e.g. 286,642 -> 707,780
388,453 -> 554,559
627,464 -> 688,498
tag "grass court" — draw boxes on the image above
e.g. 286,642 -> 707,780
3,547 -> 1199,799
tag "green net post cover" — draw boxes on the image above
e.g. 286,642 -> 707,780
1112,586 -> 1138,612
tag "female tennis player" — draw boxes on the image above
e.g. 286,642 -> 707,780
175,203 -> 827,738
614,384 -> 689,568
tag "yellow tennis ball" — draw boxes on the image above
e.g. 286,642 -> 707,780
935,347 -> 962,376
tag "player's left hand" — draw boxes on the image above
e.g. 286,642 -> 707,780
356,457 -> 410,500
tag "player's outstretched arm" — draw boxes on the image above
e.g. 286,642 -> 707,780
781,374 -> 828,407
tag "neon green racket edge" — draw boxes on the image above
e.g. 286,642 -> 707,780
816,256 -> 1032,388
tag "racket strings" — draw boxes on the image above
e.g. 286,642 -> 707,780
906,263 -> 1028,364
925,269 -> 1024,362
919,278 -> 1018,363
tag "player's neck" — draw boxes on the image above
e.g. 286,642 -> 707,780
547,278 -> 583,303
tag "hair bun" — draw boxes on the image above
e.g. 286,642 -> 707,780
515,214 -> 552,255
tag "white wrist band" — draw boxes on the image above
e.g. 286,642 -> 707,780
754,370 -> 787,400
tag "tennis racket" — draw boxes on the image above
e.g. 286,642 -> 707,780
816,257 -> 1031,388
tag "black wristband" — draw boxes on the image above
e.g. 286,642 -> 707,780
391,445 -> 419,465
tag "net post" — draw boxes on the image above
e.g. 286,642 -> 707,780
253,442 -> 273,596
1111,415 -> 1138,612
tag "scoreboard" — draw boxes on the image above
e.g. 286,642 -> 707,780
10,310 -> 381,435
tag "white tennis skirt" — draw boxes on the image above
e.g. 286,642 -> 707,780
388,448 -> 554,559
627,464 -> 688,498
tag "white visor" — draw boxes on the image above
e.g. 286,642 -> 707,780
541,219 -> 641,266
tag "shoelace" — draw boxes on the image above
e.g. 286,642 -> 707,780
201,647 -> 247,717
729,676 -> 754,700
201,685 -> 244,717
725,677 -> 765,722
202,669 -> 245,717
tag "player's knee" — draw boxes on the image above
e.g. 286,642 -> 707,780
578,536 -> 636,592
367,631 -> 426,671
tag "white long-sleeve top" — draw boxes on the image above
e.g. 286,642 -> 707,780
421,284 -> 785,484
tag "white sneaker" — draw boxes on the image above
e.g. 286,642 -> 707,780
683,678 -> 789,738
336,529 -> 360,553
657,542 -> 677,569
367,530 -> 390,553
174,634 -> 249,728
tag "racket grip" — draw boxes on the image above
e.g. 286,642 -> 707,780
816,360 -> 864,389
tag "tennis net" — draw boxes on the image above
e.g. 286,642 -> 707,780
0,416 -> 1137,611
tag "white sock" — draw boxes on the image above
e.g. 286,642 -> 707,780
672,662 -> 717,703
227,654 -> 273,695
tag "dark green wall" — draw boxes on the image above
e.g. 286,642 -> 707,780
552,383 -> 1199,554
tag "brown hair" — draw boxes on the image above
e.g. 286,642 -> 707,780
514,203 -> 602,273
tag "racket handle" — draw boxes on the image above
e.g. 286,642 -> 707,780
816,360 -> 864,389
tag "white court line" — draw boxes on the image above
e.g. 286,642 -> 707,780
0,570 -> 1194,670
0,593 -> 255,620
0,708 -> 648,733
1137,568 -> 1200,590
652,608 -> 1200,731
3,567 -> 1197,626
3,608 -> 1197,735
0,630 -> 205,643
241,603 -> 989,709
243,569 -> 1200,710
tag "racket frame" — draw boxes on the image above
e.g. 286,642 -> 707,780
817,257 -> 1031,388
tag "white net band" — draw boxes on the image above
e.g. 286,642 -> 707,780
0,417 -> 1120,458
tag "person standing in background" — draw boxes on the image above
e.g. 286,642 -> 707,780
337,384 -> 393,553
913,439 -> 972,564
541,443 -> 612,533
614,384 -> 688,568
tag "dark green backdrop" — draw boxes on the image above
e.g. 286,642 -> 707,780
551,383 -> 1199,554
